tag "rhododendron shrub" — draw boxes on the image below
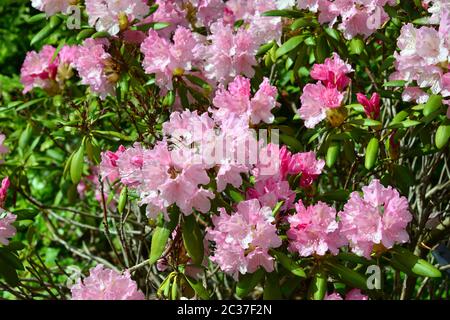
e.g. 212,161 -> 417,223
0,0 -> 449,301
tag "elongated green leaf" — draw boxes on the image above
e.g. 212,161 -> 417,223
271,250 -> 306,278
423,95 -> 442,117
276,35 -> 305,58
391,247 -> 441,278
182,215 -> 204,265
324,261 -> 368,289
70,144 -> 85,184
326,141 -> 340,168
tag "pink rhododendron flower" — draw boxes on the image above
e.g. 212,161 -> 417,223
197,21 -> 259,84
0,177 -> 10,208
140,0 -> 188,37
310,53 -> 353,90
0,213 -> 16,245
392,22 -> 449,103
85,0 -> 149,35
141,27 -> 200,90
99,145 -> 126,183
324,289 -> 369,300
288,151 -> 326,187
357,93 -> 381,119
20,45 -> 58,94
206,199 -> 282,279
212,76 -> 278,124
301,0 -> 396,39
287,201 -> 346,256
339,180 -> 413,258
299,82 -> 344,128
71,265 -> 144,300
246,178 -> 296,212
31,0 -> 74,16
73,39 -> 116,99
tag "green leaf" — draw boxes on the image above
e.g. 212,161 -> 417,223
118,186 -> 128,214
307,270 -> 327,300
236,268 -> 265,298
276,35 -> 305,58
76,28 -> 96,41
315,35 -> 329,63
263,9 -> 304,18
390,247 -> 441,278
365,137 -> 379,170
70,144 -> 85,184
229,189 -> 244,203
325,261 -> 368,289
91,31 -> 111,39
271,250 -> 306,278
348,119 -> 382,127
349,38 -> 364,55
182,215 -> 204,266
184,274 -> 210,300
435,123 -> 450,149
319,189 -> 350,202
383,80 -> 407,87
423,95 -> 442,117
264,272 -> 282,300
30,24 -> 55,46
26,13 -> 47,24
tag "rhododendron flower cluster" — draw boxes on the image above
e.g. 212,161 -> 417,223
296,0 -> 397,39
85,0 -> 149,35
71,265 -> 144,300
299,53 -> 352,128
212,76 -> 278,124
339,179 -> 412,258
141,27 -> 200,90
287,201 -> 346,256
391,5 -> 450,110
248,145 -> 324,210
206,199 -> 282,279
31,0 -> 74,16
73,39 -> 116,99
20,44 -> 76,94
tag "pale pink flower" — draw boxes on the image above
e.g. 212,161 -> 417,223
212,76 -> 278,125
141,27 -> 200,90
246,178 -> 296,211
31,0 -> 73,16
198,21 -> 259,84
73,39 -> 116,99
310,53 -> 353,90
20,45 -> 58,94
339,180 -> 412,258
141,0 -> 188,37
206,199 -> 282,279
192,0 -> 226,27
402,87 -> 430,104
71,265 -> 144,300
357,93 -> 381,119
85,0 -> 149,35
0,213 -> 16,245
116,143 -> 145,187
299,82 -> 344,128
99,145 -> 125,183
287,201 -> 346,256
288,151 -> 325,187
